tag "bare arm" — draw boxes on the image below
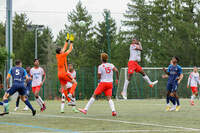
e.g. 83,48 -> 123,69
98,73 -> 101,80
65,43 -> 73,55
187,74 -> 191,88
61,41 -> 68,53
177,74 -> 183,84
163,68 -> 170,75
6,75 -> 11,88
113,67 -> 119,85
135,42 -> 142,51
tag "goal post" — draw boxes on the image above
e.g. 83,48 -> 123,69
116,67 -> 196,99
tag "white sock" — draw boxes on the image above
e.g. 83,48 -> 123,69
36,98 -> 43,108
61,93 -> 65,102
38,96 -> 44,104
143,75 -> 152,85
108,99 -> 116,112
61,93 -> 65,110
61,102 -> 65,110
191,95 -> 195,101
122,80 -> 129,96
84,97 -> 95,111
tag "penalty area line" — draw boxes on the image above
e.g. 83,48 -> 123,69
11,112 -> 200,132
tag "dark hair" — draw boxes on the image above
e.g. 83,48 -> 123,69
15,60 -> 21,65
56,48 -> 61,54
174,56 -> 179,63
34,58 -> 39,63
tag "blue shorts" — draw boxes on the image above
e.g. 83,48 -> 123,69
7,84 -> 26,96
166,82 -> 178,92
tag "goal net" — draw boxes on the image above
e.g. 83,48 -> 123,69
116,67 -> 196,99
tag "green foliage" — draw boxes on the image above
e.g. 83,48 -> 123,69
0,47 -> 7,69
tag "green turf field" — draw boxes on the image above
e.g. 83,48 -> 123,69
0,99 -> 200,133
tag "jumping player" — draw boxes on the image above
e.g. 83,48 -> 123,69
0,60 -> 36,116
15,66 -> 32,111
187,67 -> 200,105
121,39 -> 158,99
60,64 -> 79,113
78,53 -> 119,116
163,56 -> 183,111
30,59 -> 46,112
56,33 -> 77,105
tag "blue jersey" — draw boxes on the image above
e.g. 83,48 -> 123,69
167,64 -> 182,84
8,67 -> 27,84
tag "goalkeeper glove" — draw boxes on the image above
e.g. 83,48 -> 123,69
65,33 -> 70,42
70,34 -> 74,43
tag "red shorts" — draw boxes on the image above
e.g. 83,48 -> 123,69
128,61 -> 142,74
191,87 -> 198,93
32,86 -> 41,94
94,82 -> 113,96
58,72 -> 73,85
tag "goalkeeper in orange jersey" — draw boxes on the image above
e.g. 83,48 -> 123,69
56,33 -> 77,107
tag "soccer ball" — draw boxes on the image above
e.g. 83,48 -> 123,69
79,20 -> 86,27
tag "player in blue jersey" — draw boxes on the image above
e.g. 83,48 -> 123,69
0,60 -> 36,116
163,57 -> 183,112
15,66 -> 32,111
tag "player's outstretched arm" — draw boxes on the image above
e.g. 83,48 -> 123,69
113,67 -> 119,85
61,33 -> 70,53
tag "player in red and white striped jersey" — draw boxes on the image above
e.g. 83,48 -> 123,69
187,67 -> 200,105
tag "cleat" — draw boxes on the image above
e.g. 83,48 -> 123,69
41,104 -> 46,112
72,107 -> 79,113
14,107 -> 19,111
78,108 -> 87,115
166,106 -> 171,112
68,101 -> 76,106
32,109 -> 36,116
169,105 -> 176,111
191,101 -> 194,106
112,111 -> 117,116
23,106 -> 29,111
149,80 -> 158,88
60,109 -> 64,113
121,92 -> 127,100
176,106 -> 181,112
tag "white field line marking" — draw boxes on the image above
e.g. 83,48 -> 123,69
11,112 -> 200,131
78,129 -> 195,133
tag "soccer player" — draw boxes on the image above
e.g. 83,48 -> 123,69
56,33 -> 77,105
0,60 -> 36,116
187,67 -> 200,105
30,59 -> 46,112
78,53 -> 119,116
15,66 -> 32,111
60,64 -> 79,113
121,39 -> 158,99
163,56 -> 183,111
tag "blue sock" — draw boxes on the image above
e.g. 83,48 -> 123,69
0,102 -> 3,106
16,97 -> 20,107
166,96 -> 170,104
176,98 -> 180,106
170,97 -> 176,105
24,100 -> 34,112
3,99 -> 8,104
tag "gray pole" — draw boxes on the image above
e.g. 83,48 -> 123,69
35,29 -> 38,59
5,0 -> 13,88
